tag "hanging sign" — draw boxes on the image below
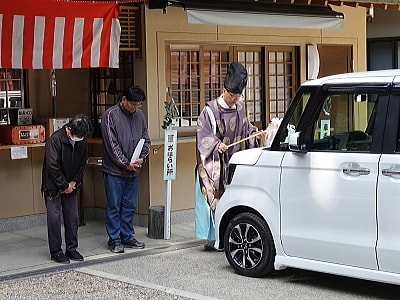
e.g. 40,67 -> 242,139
163,129 -> 177,180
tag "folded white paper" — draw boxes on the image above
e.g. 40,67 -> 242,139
130,138 -> 145,163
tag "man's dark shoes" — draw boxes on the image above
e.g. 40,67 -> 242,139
123,239 -> 145,249
108,243 -> 124,253
66,250 -> 84,261
51,253 -> 70,264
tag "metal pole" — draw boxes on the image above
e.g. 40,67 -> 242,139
164,179 -> 171,239
163,127 -> 177,240
50,69 -> 57,117
52,96 -> 56,117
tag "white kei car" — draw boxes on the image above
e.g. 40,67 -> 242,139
215,69 -> 400,285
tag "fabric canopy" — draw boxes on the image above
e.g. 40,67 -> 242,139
0,0 -> 121,69
180,1 -> 344,30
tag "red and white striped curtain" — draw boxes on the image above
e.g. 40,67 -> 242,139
0,0 -> 121,69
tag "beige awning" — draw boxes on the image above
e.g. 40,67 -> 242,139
187,7 -> 344,30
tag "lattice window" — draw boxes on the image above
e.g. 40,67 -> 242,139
90,52 -> 134,137
237,47 -> 263,129
119,5 -> 142,52
203,49 -> 230,103
167,44 -> 298,132
167,46 -> 231,128
168,49 -> 201,127
266,46 -> 297,121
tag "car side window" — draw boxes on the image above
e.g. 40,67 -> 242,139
309,93 -> 377,152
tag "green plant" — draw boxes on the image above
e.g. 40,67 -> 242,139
162,98 -> 179,129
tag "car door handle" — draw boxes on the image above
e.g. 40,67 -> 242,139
342,167 -> 370,175
382,167 -> 400,176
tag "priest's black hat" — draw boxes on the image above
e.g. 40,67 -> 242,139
224,62 -> 248,94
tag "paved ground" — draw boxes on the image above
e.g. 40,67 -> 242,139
2,221 -> 400,299
0,221 -> 212,299
0,221 -> 198,280
3,242 -> 400,300
1,270 -> 195,299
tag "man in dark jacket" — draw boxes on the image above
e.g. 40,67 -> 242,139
41,114 -> 92,264
101,85 -> 150,253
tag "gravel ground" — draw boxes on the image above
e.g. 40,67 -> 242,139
0,270 -> 191,300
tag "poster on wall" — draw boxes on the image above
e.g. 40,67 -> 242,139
10,146 -> 28,160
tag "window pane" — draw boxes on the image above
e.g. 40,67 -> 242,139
269,64 -> 276,75
369,41 -> 393,70
270,101 -> 276,113
270,88 -> 277,99
247,64 -> 254,76
255,89 -> 261,100
269,52 -> 276,62
277,64 -> 284,75
246,52 -> 253,61
310,92 -> 378,152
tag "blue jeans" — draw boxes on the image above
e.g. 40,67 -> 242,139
103,172 -> 139,246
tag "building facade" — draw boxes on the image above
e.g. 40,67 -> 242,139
0,1 -> 393,231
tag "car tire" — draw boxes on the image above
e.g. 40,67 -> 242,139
224,212 -> 275,278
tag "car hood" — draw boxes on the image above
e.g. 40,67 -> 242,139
229,147 -> 265,165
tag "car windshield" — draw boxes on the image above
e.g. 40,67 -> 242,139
275,90 -> 312,150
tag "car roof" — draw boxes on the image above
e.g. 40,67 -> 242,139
302,69 -> 400,86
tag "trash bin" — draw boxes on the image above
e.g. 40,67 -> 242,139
147,205 -> 164,239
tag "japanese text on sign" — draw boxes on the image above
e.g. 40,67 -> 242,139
163,129 -> 177,180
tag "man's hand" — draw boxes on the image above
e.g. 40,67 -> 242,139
61,181 -> 77,194
126,158 -> 144,172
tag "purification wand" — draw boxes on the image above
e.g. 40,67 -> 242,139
227,129 -> 267,148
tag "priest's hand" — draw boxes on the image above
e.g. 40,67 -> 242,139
218,142 -> 228,153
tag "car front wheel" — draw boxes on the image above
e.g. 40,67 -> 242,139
224,212 -> 275,277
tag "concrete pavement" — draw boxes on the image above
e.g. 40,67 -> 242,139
0,220 -> 201,282
2,220 -> 398,299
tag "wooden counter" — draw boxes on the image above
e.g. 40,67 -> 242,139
0,143 -> 45,150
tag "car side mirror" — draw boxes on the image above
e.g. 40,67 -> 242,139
288,131 -> 308,153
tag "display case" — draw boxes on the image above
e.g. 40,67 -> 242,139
0,69 -> 24,125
